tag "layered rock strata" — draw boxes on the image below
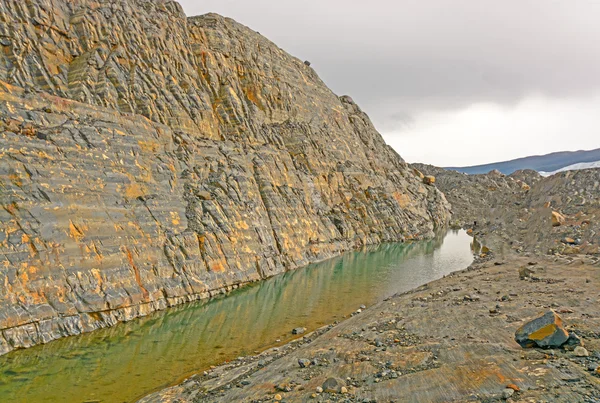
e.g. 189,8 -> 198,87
0,1 -> 449,354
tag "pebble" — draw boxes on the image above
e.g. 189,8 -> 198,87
340,386 -> 348,394
502,388 -> 515,399
315,386 -> 323,393
574,346 -> 589,357
274,393 -> 282,401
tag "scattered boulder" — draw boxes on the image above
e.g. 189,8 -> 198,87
564,332 -> 583,351
423,175 -> 436,185
551,211 -> 565,227
515,311 -> 569,348
413,168 -> 425,179
298,358 -> 311,368
292,327 -> 306,335
322,377 -> 343,393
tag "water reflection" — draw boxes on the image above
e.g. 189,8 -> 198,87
0,230 -> 473,403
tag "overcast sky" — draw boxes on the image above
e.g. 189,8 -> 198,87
179,1 -> 600,166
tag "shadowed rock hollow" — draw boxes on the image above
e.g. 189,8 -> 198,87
0,0 -> 449,354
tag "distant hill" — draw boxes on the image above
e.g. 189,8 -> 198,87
539,160 -> 600,176
445,148 -> 600,175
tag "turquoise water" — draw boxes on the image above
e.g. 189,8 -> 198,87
0,230 -> 473,403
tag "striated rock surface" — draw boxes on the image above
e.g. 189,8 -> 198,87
0,0 -> 449,354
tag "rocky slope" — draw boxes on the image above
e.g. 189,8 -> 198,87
414,164 -> 599,257
0,1 -> 449,354
141,165 -> 600,402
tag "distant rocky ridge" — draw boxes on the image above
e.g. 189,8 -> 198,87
0,0 -> 449,354
445,148 -> 600,175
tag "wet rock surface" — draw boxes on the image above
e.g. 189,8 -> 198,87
0,0 -> 449,354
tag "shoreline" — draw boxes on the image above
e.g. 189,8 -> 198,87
0,229 -> 441,357
139,252 -> 600,402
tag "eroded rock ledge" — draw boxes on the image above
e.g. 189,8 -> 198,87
0,0 -> 449,354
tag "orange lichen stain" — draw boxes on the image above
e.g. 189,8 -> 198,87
392,192 -> 411,208
124,182 -> 145,199
209,261 -> 225,273
8,173 -> 22,187
236,221 -> 250,230
123,247 -> 149,299
89,241 -> 103,262
69,220 -> 85,241
138,140 -> 160,153
529,324 -> 559,341
170,212 -> 181,226
88,311 -> 103,322
243,85 -> 265,111
90,268 -> 103,291
197,234 -> 206,252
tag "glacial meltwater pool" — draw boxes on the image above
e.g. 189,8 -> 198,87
0,230 -> 474,403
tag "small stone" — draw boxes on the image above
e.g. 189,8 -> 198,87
574,346 -> 589,357
519,266 -> 534,280
502,388 -> 515,399
196,190 -> 212,200
274,394 -> 282,401
563,332 -> 583,351
360,305 -> 366,309
298,358 -> 311,368
506,383 -> 520,391
552,211 -> 565,227
315,386 -> 323,393
292,327 -> 306,335
340,386 -> 348,394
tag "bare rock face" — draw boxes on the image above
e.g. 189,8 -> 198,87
0,0 -> 449,354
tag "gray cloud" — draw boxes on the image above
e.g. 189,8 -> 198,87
179,0 -> 600,165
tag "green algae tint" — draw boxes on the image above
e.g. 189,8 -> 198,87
0,230 -> 473,403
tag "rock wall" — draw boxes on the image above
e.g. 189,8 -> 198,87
0,0 -> 449,354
